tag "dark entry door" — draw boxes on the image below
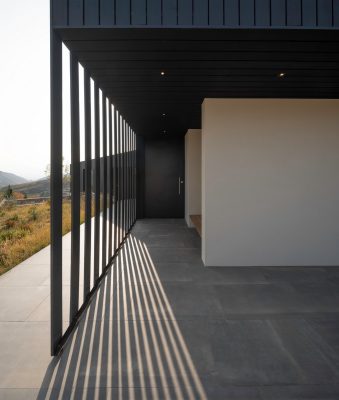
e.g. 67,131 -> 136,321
144,137 -> 184,218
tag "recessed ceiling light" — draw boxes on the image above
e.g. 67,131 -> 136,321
161,71 -> 165,76
278,72 -> 286,78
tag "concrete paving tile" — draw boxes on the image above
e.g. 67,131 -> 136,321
262,267 -> 329,285
260,384 -> 339,400
192,266 -> 269,285
269,319 -> 339,383
145,246 -> 203,263
0,322 -> 51,389
0,389 -> 39,400
215,283 -> 309,316
0,264 -> 49,287
211,319 -> 306,385
204,385 -> 263,400
0,286 -> 49,322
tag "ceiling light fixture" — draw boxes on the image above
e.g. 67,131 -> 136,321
162,113 -> 166,116
163,130 -> 167,134
161,71 -> 165,76
278,72 -> 286,78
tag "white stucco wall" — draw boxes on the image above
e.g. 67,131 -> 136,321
202,99 -> 339,267
185,129 -> 202,227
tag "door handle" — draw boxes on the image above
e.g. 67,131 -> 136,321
178,177 -> 184,195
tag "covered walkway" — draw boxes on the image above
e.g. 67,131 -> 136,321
1,220 -> 339,399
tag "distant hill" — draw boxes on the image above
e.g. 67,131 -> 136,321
6,178 -> 51,197
0,171 -> 28,188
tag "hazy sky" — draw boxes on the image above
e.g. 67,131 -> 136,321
0,1 -> 74,181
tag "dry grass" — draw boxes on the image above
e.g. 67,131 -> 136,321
0,197 -> 88,276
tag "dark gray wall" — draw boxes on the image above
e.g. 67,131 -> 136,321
52,0 -> 339,28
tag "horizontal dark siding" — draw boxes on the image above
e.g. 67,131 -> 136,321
52,0 -> 339,28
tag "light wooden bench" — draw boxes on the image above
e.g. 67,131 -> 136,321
190,214 -> 202,237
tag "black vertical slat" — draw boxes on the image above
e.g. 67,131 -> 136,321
134,131 -> 137,221
163,0 -> 178,25
129,127 -> 132,229
120,117 -> 124,242
193,0 -> 209,25
127,126 -> 131,230
302,0 -> 317,26
334,0 -> 339,26
116,0 -> 131,25
126,124 -> 129,231
117,116 -> 122,245
178,0 -> 193,24
255,0 -> 270,26
50,31 -> 63,356
131,130 -> 134,223
318,0 -> 333,26
84,0 -> 100,25
132,0 -> 147,24
70,53 -> 81,321
94,83 -> 100,281
108,103 -> 113,259
224,0 -> 240,26
52,0 -> 68,26
101,0 -> 115,25
83,70 -> 91,298
271,0 -> 286,25
122,120 -> 126,238
69,0 -> 83,25
102,93 -> 107,271
147,0 -> 162,24
240,0 -> 255,25
114,110 -> 118,253
209,0 -> 224,25
287,0 -> 301,26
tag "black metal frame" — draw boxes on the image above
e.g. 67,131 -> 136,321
50,34 -> 137,355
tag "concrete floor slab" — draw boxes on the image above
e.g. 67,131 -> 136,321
0,219 -> 339,399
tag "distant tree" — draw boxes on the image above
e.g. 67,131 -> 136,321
4,185 -> 13,199
45,158 -> 70,182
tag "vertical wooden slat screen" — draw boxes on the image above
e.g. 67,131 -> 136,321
50,47 -> 137,354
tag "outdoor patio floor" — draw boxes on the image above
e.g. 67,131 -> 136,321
1,219 -> 339,399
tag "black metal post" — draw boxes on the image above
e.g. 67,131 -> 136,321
94,83 -> 100,281
122,120 -> 126,238
102,92 -> 107,270
70,52 -> 80,321
84,69 -> 91,298
118,115 -> 122,245
114,109 -> 118,254
108,101 -> 113,259
50,30 -> 63,356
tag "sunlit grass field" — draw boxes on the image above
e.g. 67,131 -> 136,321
0,198 -> 87,276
